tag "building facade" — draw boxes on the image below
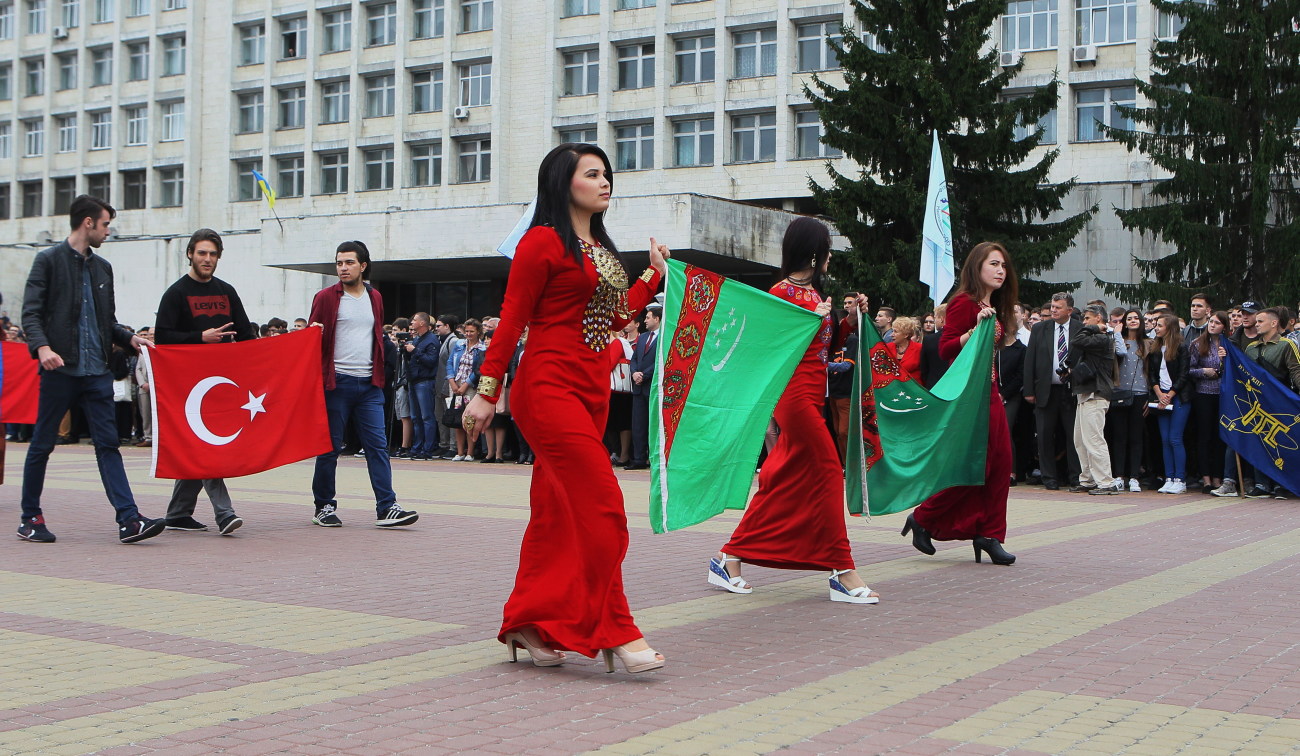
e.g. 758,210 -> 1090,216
1,0 -> 1182,327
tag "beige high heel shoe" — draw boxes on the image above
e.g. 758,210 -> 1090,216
503,631 -> 566,667
602,644 -> 665,674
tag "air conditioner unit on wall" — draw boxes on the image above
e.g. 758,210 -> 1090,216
999,50 -> 1023,68
53,26 -> 69,39
1073,44 -> 1097,64
453,105 -> 470,119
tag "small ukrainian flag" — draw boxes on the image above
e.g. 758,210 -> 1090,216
251,168 -> 276,210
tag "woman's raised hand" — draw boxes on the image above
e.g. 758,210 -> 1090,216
649,237 -> 671,278
815,301 -> 833,318
463,394 -> 495,444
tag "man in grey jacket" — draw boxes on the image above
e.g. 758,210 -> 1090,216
1067,305 -> 1121,494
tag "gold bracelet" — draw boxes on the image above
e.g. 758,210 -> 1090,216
477,376 -> 501,397
640,268 -> 657,283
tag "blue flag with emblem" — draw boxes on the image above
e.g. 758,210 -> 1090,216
1219,340 -> 1300,495
918,131 -> 955,307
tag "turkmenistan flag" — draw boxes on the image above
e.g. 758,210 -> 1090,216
846,315 -> 994,516
649,260 -> 822,533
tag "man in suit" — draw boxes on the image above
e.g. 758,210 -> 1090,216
625,303 -> 662,470
1023,292 -> 1082,490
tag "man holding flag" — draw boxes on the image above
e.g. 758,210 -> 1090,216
153,228 -> 255,535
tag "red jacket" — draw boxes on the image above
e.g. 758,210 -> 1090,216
308,282 -> 386,390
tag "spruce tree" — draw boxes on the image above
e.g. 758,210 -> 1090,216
808,0 -> 1094,313
1100,0 -> 1300,308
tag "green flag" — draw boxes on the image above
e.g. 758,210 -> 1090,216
649,260 -> 822,533
846,316 -> 995,517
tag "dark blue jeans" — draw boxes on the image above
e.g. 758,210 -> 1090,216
409,379 -> 439,455
22,370 -> 140,525
313,374 -> 396,513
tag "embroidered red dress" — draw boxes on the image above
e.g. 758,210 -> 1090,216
912,292 -> 1011,542
721,282 -> 856,571
476,227 -> 661,658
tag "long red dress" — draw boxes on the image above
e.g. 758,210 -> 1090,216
912,293 -> 1011,542
721,283 -> 856,571
477,227 -> 661,658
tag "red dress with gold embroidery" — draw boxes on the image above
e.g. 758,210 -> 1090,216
912,292 -> 1011,542
721,283 -> 856,571
477,227 -> 661,657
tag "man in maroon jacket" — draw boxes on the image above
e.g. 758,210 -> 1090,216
307,241 -> 417,529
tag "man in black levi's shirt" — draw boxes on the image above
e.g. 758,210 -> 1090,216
153,229 -> 255,536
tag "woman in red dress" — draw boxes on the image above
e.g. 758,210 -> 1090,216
901,241 -> 1018,565
885,316 -> 922,379
462,144 -> 668,673
707,217 -> 880,604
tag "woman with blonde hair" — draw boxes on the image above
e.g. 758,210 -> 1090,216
885,316 -> 922,378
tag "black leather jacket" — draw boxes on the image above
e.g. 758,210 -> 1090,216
1145,343 -> 1192,397
22,241 -> 135,370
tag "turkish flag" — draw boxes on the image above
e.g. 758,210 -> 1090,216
145,328 -> 331,479
1,341 -> 39,426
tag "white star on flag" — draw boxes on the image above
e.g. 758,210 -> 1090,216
242,392 -> 267,422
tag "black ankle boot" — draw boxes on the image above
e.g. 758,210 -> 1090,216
901,513 -> 936,555
972,536 -> 1015,565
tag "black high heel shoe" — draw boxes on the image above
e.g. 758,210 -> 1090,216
972,537 -> 1016,565
901,513 -> 936,555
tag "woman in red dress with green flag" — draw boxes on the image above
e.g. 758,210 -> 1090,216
707,217 -> 879,604
901,241 -> 1018,565
462,144 -> 669,674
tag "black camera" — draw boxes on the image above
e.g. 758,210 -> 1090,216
395,331 -> 412,343
1055,366 -> 1070,377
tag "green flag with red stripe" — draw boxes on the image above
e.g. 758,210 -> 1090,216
649,260 -> 822,533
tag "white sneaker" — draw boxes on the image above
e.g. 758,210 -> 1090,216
1166,479 -> 1187,494
1157,479 -> 1172,494
452,455 -> 466,461
1129,478 -> 1141,492
1110,479 -> 1125,492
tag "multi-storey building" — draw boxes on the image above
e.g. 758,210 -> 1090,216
1,0 -> 1184,326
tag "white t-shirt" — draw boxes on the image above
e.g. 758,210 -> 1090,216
1159,345 -> 1173,391
334,291 -> 375,378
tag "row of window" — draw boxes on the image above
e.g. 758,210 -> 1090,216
1001,0 -> 1202,51
0,167 -> 181,221
0,0 -> 185,39
0,36 -> 184,99
1009,84 -> 1135,143
0,101 -> 183,156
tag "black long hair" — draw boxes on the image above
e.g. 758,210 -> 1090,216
777,216 -> 831,296
530,143 -> 622,268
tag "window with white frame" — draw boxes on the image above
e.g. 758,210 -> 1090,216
57,52 -> 76,90
0,124 -> 10,158
240,24 -> 265,64
563,49 -> 598,96
161,100 -> 184,140
1075,0 -> 1136,46
1156,0 -> 1207,41
56,114 -> 76,152
459,61 -> 491,106
1004,94 -> 1058,144
413,0 -> 443,38
731,112 -> 775,163
321,80 -> 350,123
158,166 -> 183,207
92,0 -> 109,22
1074,84 -> 1134,141
90,47 -> 111,85
90,110 -> 111,149
1002,0 -> 1057,52
27,0 -> 44,33
162,0 -> 183,10
616,0 -> 652,8
412,68 -> 443,112
128,41 -> 149,79
24,118 -> 44,156
122,170 -> 146,209
319,151 -> 349,193
127,0 -> 146,17
674,35 -> 714,84
410,142 -> 442,186
559,126 -> 597,144
280,16 -> 305,59
614,122 -> 652,170
125,105 -> 147,145
237,91 -> 264,133
0,62 -> 8,99
21,181 -> 43,217
87,173 -> 110,201
1,1 -> 14,37
366,2 -> 396,46
457,137 -> 490,182
235,159 -> 262,201
278,85 -> 305,128
363,146 -> 395,189
673,117 -> 713,166
322,9 -> 350,52
60,0 -> 77,27
795,109 -> 842,158
733,27 -> 776,78
796,21 -> 842,72
563,0 -> 597,17
25,58 -> 44,96
161,35 -> 185,76
461,0 -> 491,32
277,155 -> 304,197
365,73 -> 395,117
616,42 -> 654,89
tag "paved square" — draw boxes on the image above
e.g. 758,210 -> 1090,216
2,444 -> 1298,755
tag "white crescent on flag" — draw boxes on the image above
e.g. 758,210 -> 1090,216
184,376 -> 268,446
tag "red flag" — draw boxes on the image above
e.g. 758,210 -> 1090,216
146,328 -> 331,479
1,341 -> 39,425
